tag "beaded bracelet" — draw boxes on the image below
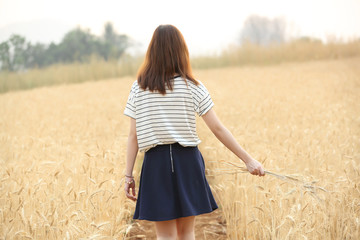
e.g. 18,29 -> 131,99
125,179 -> 134,184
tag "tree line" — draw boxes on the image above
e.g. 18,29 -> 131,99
0,22 -> 129,72
1,16 -> 338,73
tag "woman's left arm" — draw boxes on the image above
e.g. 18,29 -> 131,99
202,108 -> 265,176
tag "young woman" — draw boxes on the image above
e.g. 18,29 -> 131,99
124,25 -> 265,240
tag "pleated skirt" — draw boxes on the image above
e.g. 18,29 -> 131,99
133,142 -> 218,221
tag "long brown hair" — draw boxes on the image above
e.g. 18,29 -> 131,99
137,25 -> 198,94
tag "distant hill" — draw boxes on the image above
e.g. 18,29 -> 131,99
0,19 -> 73,44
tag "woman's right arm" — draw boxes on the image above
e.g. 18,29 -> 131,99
201,108 -> 265,176
124,117 -> 139,201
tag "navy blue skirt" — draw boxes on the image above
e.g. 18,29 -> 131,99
133,143 -> 218,221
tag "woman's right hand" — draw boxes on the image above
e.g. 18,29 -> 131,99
245,158 -> 265,176
124,177 -> 137,201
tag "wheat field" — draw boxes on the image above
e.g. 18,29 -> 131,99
0,57 -> 359,239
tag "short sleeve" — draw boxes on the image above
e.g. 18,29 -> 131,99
123,81 -> 138,119
192,81 -> 214,116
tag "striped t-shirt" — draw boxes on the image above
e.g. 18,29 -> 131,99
124,76 -> 214,152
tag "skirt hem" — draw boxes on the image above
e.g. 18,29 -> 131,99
133,207 -> 218,222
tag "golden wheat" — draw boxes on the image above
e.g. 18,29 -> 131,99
0,57 -> 359,239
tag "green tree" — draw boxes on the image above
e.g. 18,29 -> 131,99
26,43 -> 47,68
0,22 -> 130,71
99,22 -> 129,60
0,34 -> 30,71
57,27 -> 97,62
9,35 -> 28,71
0,41 -> 11,71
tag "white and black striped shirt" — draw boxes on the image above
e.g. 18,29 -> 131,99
124,76 -> 214,152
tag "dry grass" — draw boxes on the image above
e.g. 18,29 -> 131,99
192,40 -> 360,69
0,55 -> 142,94
1,57 -> 360,239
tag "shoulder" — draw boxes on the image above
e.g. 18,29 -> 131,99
186,78 -> 202,88
129,80 -> 140,94
131,80 -> 139,89
188,79 -> 210,96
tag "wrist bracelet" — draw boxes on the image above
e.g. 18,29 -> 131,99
125,179 -> 134,184
125,174 -> 134,178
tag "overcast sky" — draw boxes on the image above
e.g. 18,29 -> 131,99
0,0 -> 359,55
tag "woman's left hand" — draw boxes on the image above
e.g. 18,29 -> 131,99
245,158 -> 265,176
124,177 -> 137,201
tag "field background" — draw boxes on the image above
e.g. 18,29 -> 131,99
1,57 -> 360,239
1,40 -> 360,94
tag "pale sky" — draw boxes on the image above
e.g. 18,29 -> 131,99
0,0 -> 359,55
